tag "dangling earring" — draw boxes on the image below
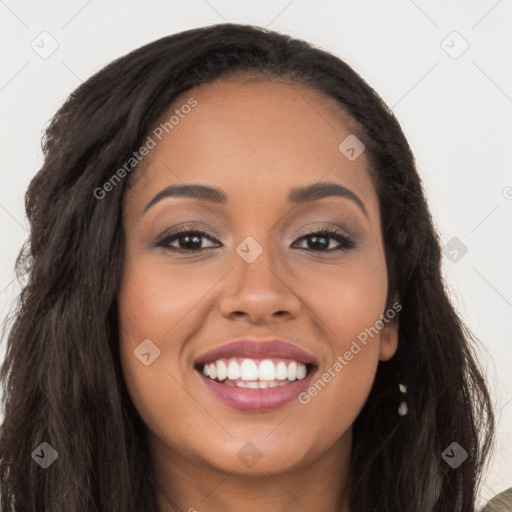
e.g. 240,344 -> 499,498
398,383 -> 408,416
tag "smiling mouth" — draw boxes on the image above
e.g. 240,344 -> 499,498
195,357 -> 316,388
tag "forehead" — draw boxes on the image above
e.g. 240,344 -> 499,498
126,78 -> 377,215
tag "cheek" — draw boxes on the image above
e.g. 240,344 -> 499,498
294,246 -> 388,355
118,252 -> 220,343
117,252 -> 227,436
117,256 -> 183,423
291,248 -> 388,411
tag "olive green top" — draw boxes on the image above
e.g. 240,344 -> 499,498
481,488 -> 512,512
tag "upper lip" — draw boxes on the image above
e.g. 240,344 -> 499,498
194,337 -> 318,367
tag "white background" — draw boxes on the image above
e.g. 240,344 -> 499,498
1,0 -> 511,506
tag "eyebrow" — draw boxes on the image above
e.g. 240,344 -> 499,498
143,181 -> 367,217
144,184 -> 228,212
288,182 -> 367,216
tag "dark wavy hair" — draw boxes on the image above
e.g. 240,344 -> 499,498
0,23 -> 494,512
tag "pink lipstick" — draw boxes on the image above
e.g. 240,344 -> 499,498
194,338 -> 318,412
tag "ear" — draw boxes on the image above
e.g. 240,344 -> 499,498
379,297 -> 400,361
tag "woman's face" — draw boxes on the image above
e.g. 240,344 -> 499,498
118,78 -> 398,479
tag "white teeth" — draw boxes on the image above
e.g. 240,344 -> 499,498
216,360 -> 228,381
200,357 -> 311,386
224,379 -> 295,389
240,359 -> 259,381
296,363 -> 307,380
287,361 -> 297,381
276,361 -> 288,380
227,360 -> 241,380
258,359 -> 276,381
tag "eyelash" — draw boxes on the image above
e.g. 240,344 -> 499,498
155,225 -> 356,253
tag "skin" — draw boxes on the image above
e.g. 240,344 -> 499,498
118,77 -> 399,512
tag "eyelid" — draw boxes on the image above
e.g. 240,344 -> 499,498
295,224 -> 351,239
155,221 -> 221,242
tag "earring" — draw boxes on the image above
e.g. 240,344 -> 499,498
398,383 -> 408,416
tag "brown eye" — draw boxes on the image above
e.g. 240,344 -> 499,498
156,229 -> 221,252
293,228 -> 355,252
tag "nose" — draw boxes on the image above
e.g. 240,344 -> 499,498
219,247 -> 301,324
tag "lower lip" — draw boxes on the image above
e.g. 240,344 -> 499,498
197,370 -> 316,412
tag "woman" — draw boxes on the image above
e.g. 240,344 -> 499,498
0,23 -> 495,511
